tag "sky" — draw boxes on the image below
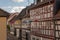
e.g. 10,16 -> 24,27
0,0 -> 34,13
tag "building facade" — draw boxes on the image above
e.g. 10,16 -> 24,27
22,18 -> 31,40
8,13 -> 20,37
0,9 -> 9,40
13,19 -> 21,38
29,0 -> 60,40
17,7 -> 31,40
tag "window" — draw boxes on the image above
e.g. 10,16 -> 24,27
41,0 -> 43,2
56,21 -> 60,24
43,7 -> 45,12
46,22 -> 50,29
51,25 -> 54,29
41,30 -> 44,34
48,5 -> 51,12
57,26 -> 60,30
44,30 -> 46,34
50,4 -> 53,11
56,21 -> 60,30
36,39 -> 39,40
37,22 -> 40,28
40,22 -> 42,28
40,14 -> 42,19
45,30 -> 49,35
34,10 -> 36,16
39,8 -> 41,14
55,20 -> 60,40
30,11 -> 32,16
31,16 -> 33,20
40,8 -> 42,13
48,30 -> 54,36
56,25 -> 58,30
44,6 -> 47,13
48,13 -> 51,18
56,31 -> 59,37
31,21 -> 54,40
44,22 -> 46,26
58,32 -> 60,37
37,0 -> 41,4
56,39 -> 59,40
36,16 -> 40,20
46,6 -> 48,12
50,12 -> 53,17
44,14 -> 47,18
51,6 -> 53,11
32,38 -> 35,40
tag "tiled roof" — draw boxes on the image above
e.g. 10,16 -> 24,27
0,8 -> 10,17
28,0 -> 54,10
17,7 -> 30,19
8,13 -> 19,22
10,0 -> 54,20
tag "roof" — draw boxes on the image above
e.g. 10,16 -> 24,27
28,0 -> 54,10
8,13 -> 19,22
55,10 -> 60,20
18,8 -> 26,18
0,8 -> 10,17
54,0 -> 60,15
17,7 -> 30,19
14,0 -> 54,20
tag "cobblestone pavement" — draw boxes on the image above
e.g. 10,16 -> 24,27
7,32 -> 18,40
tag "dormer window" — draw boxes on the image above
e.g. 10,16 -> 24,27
37,0 -> 40,3
34,0 -> 43,5
37,0 -> 43,3
41,0 -> 43,2
37,0 -> 41,4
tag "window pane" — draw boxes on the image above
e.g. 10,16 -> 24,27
58,32 -> 60,37
56,25 -> 58,30
32,38 -> 35,40
58,26 -> 60,30
56,21 -> 60,24
51,24 -> 54,29
50,5 -> 53,11
48,13 -> 51,18
50,12 -> 53,17
36,39 -> 39,40
48,5 -> 51,12
44,14 -> 47,18
56,31 -> 59,37
56,39 -> 59,40
45,30 -> 49,35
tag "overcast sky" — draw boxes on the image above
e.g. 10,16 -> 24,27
0,0 -> 34,13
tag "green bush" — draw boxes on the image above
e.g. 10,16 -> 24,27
7,25 -> 10,31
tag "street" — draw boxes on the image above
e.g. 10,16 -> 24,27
7,32 -> 18,40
